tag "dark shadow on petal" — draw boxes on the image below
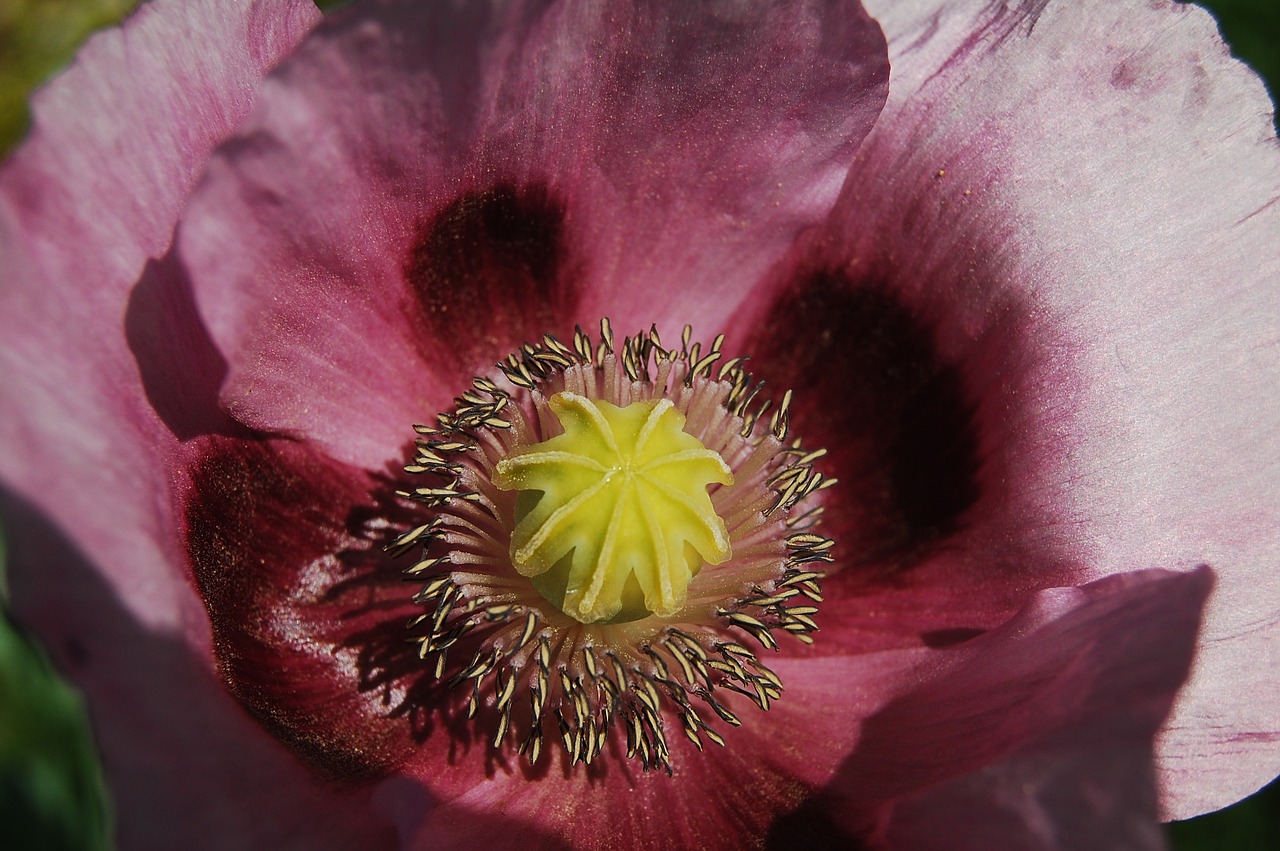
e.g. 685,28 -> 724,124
404,182 -> 580,375
317,0 -> 511,148
920,627 -> 986,649
766,796 -> 869,850
125,251 -> 246,441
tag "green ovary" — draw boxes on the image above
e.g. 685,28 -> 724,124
493,392 -> 735,624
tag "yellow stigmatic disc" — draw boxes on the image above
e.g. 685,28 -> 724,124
494,392 -> 734,623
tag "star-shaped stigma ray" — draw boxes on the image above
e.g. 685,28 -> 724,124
494,392 -> 734,623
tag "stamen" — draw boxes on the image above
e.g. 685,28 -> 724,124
389,320 -> 833,772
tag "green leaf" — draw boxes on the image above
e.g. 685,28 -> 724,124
0,0 -> 142,156
0,529 -> 111,850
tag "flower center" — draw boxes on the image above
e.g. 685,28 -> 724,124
388,321 -> 833,771
493,393 -> 734,624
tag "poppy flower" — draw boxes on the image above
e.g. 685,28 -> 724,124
1,0 -> 1276,848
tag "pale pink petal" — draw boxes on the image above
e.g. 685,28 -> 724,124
180,0 -> 889,470
0,0 -> 320,630
733,0 -> 1279,816
2,0 -> 320,281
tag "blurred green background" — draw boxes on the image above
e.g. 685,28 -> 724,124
0,0 -> 1277,849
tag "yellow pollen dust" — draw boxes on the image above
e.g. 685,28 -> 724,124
493,392 -> 734,624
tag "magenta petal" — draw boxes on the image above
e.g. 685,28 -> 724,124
0,1 -> 354,845
826,568 -> 1212,848
2,0 -> 320,281
179,0 -> 889,470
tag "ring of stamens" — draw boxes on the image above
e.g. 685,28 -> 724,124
387,320 -> 834,772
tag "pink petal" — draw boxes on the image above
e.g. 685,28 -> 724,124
737,0 -> 1279,816
177,425 -> 1207,847
402,568 -> 1208,849
826,568 -> 1212,849
170,422 -> 1216,849
2,0 -> 320,281
179,0 -> 889,470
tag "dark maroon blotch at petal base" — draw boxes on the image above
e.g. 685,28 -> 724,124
749,271 -> 981,567
405,182 -> 580,375
734,255 -> 1085,657
183,436 -> 434,781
